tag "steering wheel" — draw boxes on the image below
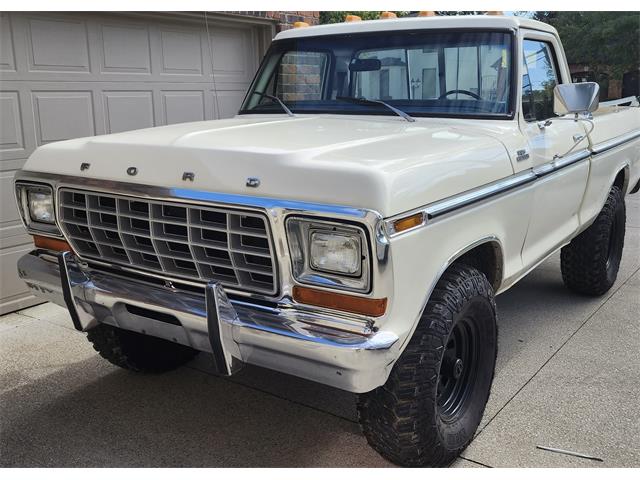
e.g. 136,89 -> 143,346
439,89 -> 482,100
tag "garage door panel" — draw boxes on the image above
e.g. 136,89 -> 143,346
0,13 -> 16,72
0,225 -> 31,250
100,23 -> 152,74
32,91 -> 95,145
208,25 -> 256,85
1,170 -> 21,230
0,244 -> 40,316
0,91 -> 25,158
0,169 -> 31,250
103,91 -> 155,133
0,86 -> 36,162
158,28 -> 204,76
161,90 -> 205,124
26,16 -> 90,73
213,90 -> 248,119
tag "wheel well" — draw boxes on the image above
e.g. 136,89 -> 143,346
613,168 -> 628,194
453,241 -> 503,291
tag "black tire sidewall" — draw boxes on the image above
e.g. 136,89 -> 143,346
561,185 -> 626,296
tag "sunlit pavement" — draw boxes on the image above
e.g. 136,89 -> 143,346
1,194 -> 638,467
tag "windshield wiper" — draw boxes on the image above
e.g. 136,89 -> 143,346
337,96 -> 415,122
253,91 -> 295,117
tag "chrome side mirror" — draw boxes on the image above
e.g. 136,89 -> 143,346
553,82 -> 599,116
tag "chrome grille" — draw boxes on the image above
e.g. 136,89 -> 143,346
58,188 -> 277,295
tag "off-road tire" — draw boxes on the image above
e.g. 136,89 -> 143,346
357,264 -> 497,467
561,185 -> 625,296
87,323 -> 198,373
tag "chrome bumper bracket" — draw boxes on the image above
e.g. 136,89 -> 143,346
58,251 -> 84,332
205,282 -> 243,376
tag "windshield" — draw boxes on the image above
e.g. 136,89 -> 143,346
241,30 -> 514,118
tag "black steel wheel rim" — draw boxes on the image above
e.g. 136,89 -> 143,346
437,313 -> 479,420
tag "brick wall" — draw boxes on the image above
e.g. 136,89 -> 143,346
277,52 -> 325,101
228,11 -> 320,32
226,12 -> 323,102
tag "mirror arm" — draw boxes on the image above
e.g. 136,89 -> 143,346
553,116 -> 596,160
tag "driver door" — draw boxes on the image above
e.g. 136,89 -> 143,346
519,34 -> 590,267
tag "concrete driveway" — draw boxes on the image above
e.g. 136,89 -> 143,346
1,194 -> 639,468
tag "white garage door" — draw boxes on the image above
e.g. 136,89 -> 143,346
0,12 -> 272,314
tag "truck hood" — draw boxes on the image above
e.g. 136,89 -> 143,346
24,115 -> 514,217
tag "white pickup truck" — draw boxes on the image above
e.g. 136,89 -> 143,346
14,15 -> 640,466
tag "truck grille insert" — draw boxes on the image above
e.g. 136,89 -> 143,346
58,189 -> 277,295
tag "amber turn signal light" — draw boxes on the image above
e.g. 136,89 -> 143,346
393,212 -> 425,234
418,11 -> 436,17
33,235 -> 72,252
379,11 -> 397,19
293,286 -> 387,317
345,15 -> 362,22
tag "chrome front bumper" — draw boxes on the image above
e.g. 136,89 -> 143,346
17,250 -> 398,392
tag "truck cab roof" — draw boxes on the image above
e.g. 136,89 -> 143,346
274,15 -> 558,41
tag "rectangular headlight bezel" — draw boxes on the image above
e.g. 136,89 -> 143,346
286,217 -> 371,293
14,181 -> 62,236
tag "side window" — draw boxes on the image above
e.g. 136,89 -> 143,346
264,51 -> 328,103
521,40 -> 559,121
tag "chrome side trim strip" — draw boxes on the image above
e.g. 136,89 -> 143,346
425,170 -> 537,219
552,149 -> 592,170
534,149 -> 591,177
591,129 -> 640,155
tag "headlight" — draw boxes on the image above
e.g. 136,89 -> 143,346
27,189 -> 55,224
286,218 -> 370,292
15,182 -> 60,235
309,231 -> 361,275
